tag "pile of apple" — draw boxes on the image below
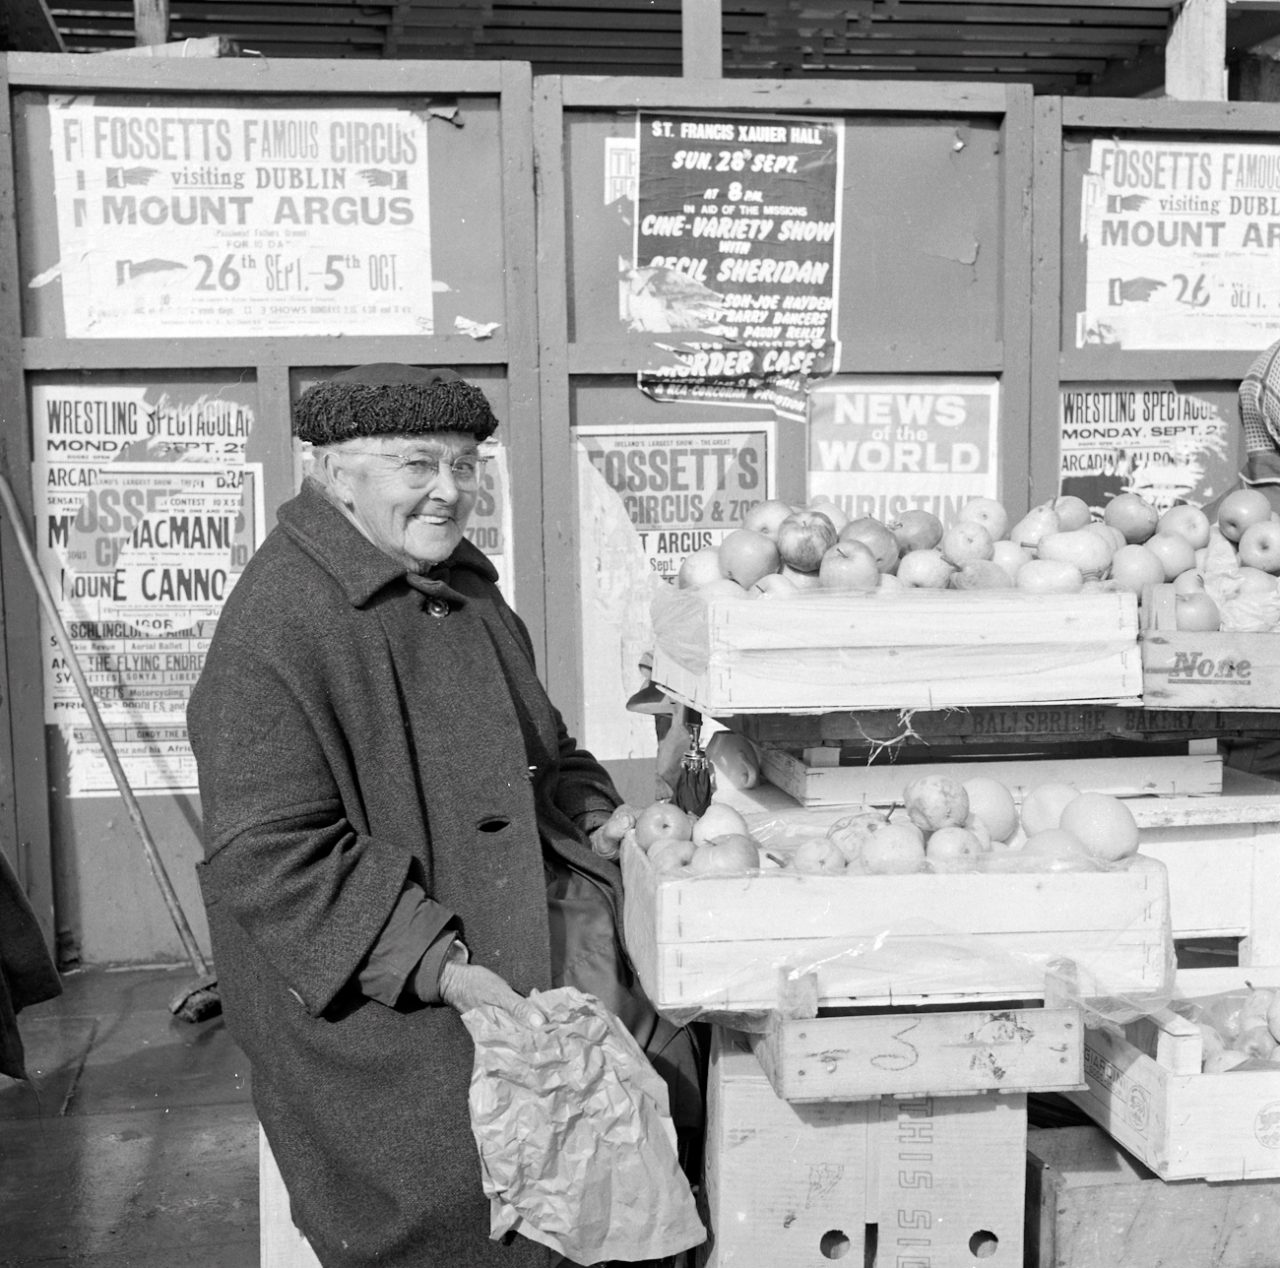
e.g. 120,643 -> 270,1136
675,487 -> 1280,633
1188,985 -> 1280,1073
630,774 -> 1142,877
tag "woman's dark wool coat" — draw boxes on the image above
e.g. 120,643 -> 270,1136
187,482 -> 623,1268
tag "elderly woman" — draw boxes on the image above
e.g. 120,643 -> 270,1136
187,363 -> 697,1268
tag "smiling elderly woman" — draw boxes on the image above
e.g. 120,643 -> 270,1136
186,364 -> 699,1268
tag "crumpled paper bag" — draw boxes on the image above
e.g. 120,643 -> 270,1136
461,986 -> 706,1265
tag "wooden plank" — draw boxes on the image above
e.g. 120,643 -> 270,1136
751,1006 -> 1083,1101
1142,625 -> 1280,709
682,0 -> 723,77
133,0 -> 168,47
1027,1125 -> 1280,1268
1166,0 -> 1227,100
759,746 -> 1223,806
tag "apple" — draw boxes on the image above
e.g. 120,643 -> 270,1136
904,774 -> 970,832
896,548 -> 955,589
925,824 -> 987,870
751,572 -> 800,599
1008,504 -> 1061,552
1020,782 -> 1079,836
698,577 -> 751,599
877,573 -> 906,591
1217,487 -> 1274,543
1238,519 -> 1280,574
688,833 -> 761,874
888,509 -> 944,553
1103,492 -> 1159,544
1051,495 -> 1093,532
775,510 -> 839,573
677,545 -> 724,589
838,517 -> 900,572
691,801 -> 750,846
963,777 -> 1018,843
950,560 -> 1014,589
807,498 -> 850,535
1158,503 -> 1212,550
704,731 -> 761,790
1084,522 -> 1128,553
940,521 -> 995,568
861,822 -> 927,874
826,809 -> 889,862
990,539 -> 1033,582
634,801 -> 695,851
648,836 -> 696,873
1143,531 -> 1197,581
1108,544 -> 1166,595
819,540 -> 881,592
956,497 -> 1010,543
718,528 -> 781,588
1015,559 -> 1084,593
742,498 -> 796,538
790,836 -> 848,874
1172,569 -> 1205,596
780,564 -> 824,590
1174,591 -> 1221,631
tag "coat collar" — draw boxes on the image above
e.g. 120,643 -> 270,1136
277,480 -> 499,607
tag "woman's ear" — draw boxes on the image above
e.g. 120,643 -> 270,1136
320,448 -> 357,507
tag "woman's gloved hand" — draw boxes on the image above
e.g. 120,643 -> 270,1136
586,804 -> 636,860
440,953 -> 546,1028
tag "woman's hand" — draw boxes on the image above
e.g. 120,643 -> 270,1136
439,958 -> 546,1027
588,804 -> 637,860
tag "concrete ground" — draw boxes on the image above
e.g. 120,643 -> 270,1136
0,966 -> 257,1267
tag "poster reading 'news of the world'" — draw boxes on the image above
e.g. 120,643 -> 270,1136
45,99 -> 433,337
1080,138 -> 1280,349
807,378 -> 1001,523
624,112 -> 844,421
34,382 -> 263,796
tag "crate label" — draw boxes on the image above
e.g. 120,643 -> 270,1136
1256,1102 -> 1280,1151
1167,651 -> 1253,684
1085,1043 -> 1151,1132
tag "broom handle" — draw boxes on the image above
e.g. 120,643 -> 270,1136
0,470 -> 212,977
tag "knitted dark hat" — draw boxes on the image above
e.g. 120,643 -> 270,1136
293,363 -> 499,444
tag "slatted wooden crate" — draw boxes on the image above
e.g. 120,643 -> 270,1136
702,1028 -> 1028,1268
748,1002 -> 1084,1102
650,588 -> 1142,715
620,837 -> 1172,1013
757,743 -> 1223,808
1026,1125 -> 1280,1268
1065,966 -> 1280,1181
1142,582 -> 1280,709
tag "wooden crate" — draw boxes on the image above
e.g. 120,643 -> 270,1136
716,766 -> 1280,966
620,838 -> 1172,1013
1065,965 -> 1280,1181
651,588 -> 1142,715
1026,1125 -> 1280,1268
748,1003 -> 1084,1102
1142,582 -> 1280,710
702,1028 -> 1027,1268
759,745 -> 1223,808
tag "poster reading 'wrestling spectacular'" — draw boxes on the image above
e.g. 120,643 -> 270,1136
46,99 -> 433,338
1080,138 -> 1280,349
33,382 -> 263,796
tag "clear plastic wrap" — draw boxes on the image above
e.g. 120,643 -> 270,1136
621,811 -> 1176,1035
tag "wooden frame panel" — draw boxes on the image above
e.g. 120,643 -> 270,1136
535,76 -> 1036,761
1,51 -> 540,963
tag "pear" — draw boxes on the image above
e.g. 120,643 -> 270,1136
1008,504 -> 1061,552
951,560 -> 1014,590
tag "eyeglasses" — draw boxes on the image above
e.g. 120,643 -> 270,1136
339,448 -> 491,489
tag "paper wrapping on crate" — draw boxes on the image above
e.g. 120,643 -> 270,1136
461,986 -> 706,1265
651,582 -> 712,674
